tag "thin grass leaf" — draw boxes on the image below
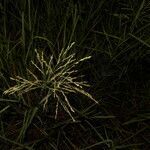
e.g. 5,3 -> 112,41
131,0 -> 146,30
81,140 -> 113,150
129,33 -> 150,48
0,135 -> 32,150
0,105 -> 10,114
115,143 -> 144,149
17,107 -> 38,142
0,98 -> 18,103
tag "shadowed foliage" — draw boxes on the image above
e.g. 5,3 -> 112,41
0,0 -> 149,149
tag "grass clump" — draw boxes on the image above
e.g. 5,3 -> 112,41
0,0 -> 149,149
4,42 -> 98,121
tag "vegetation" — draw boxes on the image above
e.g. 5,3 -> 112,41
0,0 -> 149,149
